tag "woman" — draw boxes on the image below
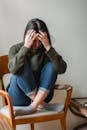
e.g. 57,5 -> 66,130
8,18 -> 67,115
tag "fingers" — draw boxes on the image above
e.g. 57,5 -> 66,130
24,29 -> 51,50
27,29 -> 37,40
26,29 -> 48,44
38,32 -> 44,42
26,30 -> 47,41
38,31 -> 51,51
38,31 -> 47,38
27,29 -> 34,36
24,29 -> 38,48
39,31 -> 47,36
38,31 -> 48,42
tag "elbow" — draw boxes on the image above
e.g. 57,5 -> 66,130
8,64 -> 23,75
8,68 -> 16,74
62,61 -> 67,73
58,61 -> 67,74
8,64 -> 16,74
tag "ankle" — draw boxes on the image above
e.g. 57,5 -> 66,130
29,93 -> 36,101
31,102 -> 38,109
38,102 -> 46,108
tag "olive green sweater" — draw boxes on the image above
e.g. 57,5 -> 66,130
8,42 -> 67,75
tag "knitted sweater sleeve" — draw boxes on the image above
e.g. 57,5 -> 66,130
8,44 -> 29,74
45,47 -> 67,74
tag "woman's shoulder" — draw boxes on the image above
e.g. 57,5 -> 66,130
9,41 -> 24,54
10,41 -> 23,50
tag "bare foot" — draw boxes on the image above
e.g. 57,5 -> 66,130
38,102 -> 47,110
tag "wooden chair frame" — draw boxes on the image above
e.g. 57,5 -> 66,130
0,55 -> 72,130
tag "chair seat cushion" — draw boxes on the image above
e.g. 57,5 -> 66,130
2,73 -> 12,90
0,103 -> 64,118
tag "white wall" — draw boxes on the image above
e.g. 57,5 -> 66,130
0,0 -> 87,130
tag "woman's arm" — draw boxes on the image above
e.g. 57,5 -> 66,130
46,47 -> 67,74
38,32 -> 67,74
8,43 -> 29,74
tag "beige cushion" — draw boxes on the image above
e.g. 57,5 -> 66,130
0,103 -> 64,118
2,73 -> 12,90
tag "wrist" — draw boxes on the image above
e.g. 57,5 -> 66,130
45,45 -> 51,51
24,42 -> 31,49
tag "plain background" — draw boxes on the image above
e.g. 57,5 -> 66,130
0,0 -> 87,130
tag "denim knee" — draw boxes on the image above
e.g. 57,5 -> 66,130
8,75 -> 31,106
9,60 -> 37,97
39,62 -> 57,93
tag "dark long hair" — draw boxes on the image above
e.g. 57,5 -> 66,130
23,18 -> 51,45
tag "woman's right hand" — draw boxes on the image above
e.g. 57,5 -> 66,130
24,29 -> 38,48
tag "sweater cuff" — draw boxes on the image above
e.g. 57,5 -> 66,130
46,47 -> 58,57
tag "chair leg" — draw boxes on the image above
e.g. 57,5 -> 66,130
12,125 -> 16,130
60,118 -> 66,130
12,126 -> 16,130
30,123 -> 34,130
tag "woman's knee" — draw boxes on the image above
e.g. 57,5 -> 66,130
43,62 -> 57,76
40,62 -> 58,88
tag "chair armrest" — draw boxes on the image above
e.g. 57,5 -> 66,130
0,90 -> 15,119
54,84 -> 72,91
54,84 -> 73,113
0,79 -> 3,90
0,78 -> 8,106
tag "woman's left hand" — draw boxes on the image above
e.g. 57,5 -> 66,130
38,31 -> 51,51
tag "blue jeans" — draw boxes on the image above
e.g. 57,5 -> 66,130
8,61 -> 57,106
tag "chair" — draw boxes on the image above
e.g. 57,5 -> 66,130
70,97 -> 87,130
0,55 -> 72,130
